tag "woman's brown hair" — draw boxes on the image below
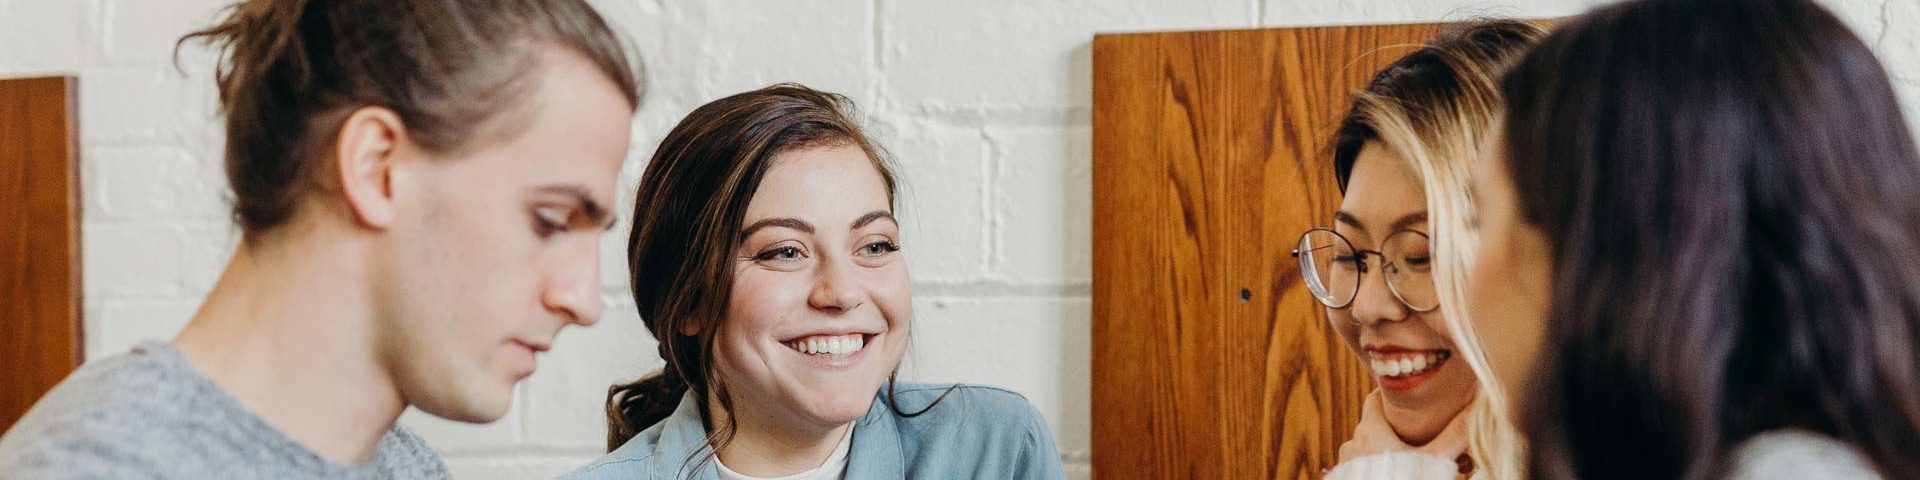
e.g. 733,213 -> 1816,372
1501,0 -> 1920,478
178,0 -> 642,238
606,84 -> 947,469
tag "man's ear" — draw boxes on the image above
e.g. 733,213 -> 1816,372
334,106 -> 408,230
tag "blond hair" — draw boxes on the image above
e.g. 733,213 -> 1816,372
1330,19 -> 1546,480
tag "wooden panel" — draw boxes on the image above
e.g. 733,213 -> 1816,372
1091,24 -> 1442,478
0,76 -> 81,432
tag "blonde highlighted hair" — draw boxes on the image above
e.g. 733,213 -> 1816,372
1329,19 -> 1546,480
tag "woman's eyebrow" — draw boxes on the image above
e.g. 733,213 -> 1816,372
740,217 -> 815,240
1335,211 -> 1365,231
1333,211 -> 1429,233
1388,211 -> 1429,233
850,210 -> 895,230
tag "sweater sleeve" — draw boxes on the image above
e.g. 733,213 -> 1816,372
1323,451 -> 1458,480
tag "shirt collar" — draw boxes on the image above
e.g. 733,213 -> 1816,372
843,387 -> 904,479
651,391 -> 722,479
654,389 -> 906,479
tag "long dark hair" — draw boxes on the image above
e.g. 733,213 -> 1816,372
1499,0 -> 1920,478
605,84 -> 949,469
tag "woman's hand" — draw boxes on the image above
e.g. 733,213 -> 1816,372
1338,390 -> 1472,474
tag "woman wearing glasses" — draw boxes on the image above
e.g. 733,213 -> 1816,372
1299,20 -> 1543,480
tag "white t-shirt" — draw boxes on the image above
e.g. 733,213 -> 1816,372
715,424 -> 855,480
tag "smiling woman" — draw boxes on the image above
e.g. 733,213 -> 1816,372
1309,19 -> 1546,480
562,84 -> 1065,480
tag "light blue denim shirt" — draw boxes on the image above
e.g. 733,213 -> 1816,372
559,382 -> 1065,480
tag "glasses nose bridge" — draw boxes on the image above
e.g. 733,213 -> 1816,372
1354,249 -> 1392,275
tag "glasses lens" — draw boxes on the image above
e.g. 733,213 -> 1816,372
1383,231 -> 1438,311
1298,230 -> 1358,307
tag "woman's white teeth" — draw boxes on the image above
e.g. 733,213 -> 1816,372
789,334 -> 864,356
1370,350 -> 1449,378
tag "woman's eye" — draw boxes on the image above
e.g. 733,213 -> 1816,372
1405,255 -> 1432,268
859,240 -> 901,256
755,246 -> 803,262
1330,255 -> 1363,273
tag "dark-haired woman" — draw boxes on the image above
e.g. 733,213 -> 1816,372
561,84 -> 1065,480
1467,0 -> 1920,478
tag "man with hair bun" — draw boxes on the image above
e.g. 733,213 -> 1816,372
0,1 -> 643,478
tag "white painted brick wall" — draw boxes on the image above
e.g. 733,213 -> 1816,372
4,0 -> 1915,478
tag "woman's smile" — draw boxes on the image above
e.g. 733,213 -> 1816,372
780,332 -> 879,369
1365,345 -> 1453,392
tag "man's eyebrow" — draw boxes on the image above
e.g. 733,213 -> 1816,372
740,217 -> 815,240
533,184 -> 614,230
850,210 -> 895,230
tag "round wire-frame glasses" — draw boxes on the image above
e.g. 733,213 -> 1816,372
1288,227 -> 1438,312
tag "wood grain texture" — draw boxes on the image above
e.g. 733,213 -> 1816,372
1091,24 -> 1443,479
0,76 -> 81,433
